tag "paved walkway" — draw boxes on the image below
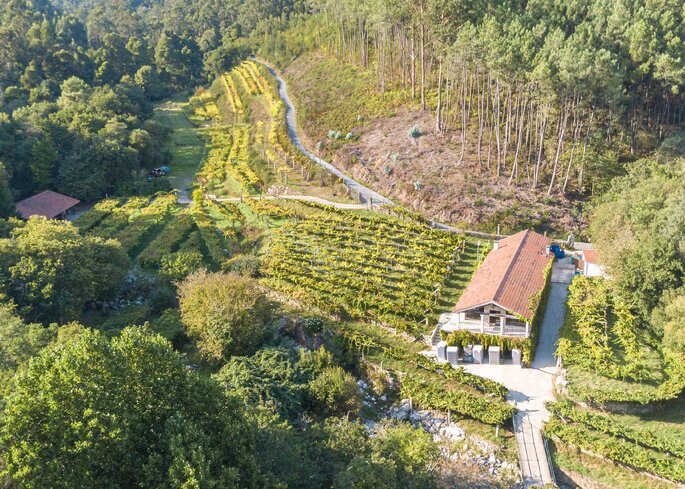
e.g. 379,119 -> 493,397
254,58 -> 395,207
459,273 -> 570,487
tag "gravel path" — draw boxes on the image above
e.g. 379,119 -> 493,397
254,58 -> 394,207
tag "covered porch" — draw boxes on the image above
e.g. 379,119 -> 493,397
438,303 -> 530,338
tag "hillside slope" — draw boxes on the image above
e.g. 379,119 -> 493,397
284,53 -> 586,236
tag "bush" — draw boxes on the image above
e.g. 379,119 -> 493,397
159,250 -> 205,282
148,309 -> 185,342
147,284 -> 177,313
297,346 -> 334,378
308,366 -> 362,416
98,305 -> 151,335
178,270 -> 272,362
305,317 -> 325,334
225,253 -> 261,277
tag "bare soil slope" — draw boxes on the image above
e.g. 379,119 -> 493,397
285,53 -> 586,236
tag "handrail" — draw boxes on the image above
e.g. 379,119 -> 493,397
542,434 -> 558,487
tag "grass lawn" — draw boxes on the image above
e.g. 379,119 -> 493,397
435,238 -> 485,317
153,95 -> 206,197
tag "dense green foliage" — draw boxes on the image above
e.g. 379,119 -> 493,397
178,270 -> 272,361
590,150 -> 685,321
0,327 -> 262,488
0,304 -> 56,372
0,0 -> 305,205
0,217 -> 129,323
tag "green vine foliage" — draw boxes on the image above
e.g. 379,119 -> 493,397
547,401 -> 685,459
443,330 -> 529,358
264,207 -> 466,335
557,276 -> 685,403
401,376 -> 515,426
337,327 -> 513,425
544,417 -> 685,482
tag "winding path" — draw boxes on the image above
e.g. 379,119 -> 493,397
254,58 -> 395,207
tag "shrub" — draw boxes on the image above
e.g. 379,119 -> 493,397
225,253 -> 262,277
147,284 -> 177,313
307,366 -> 362,416
159,250 -> 205,282
409,125 -> 420,139
305,317 -> 325,334
148,309 -> 185,342
178,270 -> 272,361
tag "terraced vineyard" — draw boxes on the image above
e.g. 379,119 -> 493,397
263,204 -> 465,334
76,193 -> 234,270
188,60 -> 345,200
545,401 -> 685,483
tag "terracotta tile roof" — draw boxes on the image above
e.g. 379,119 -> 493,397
454,230 -> 552,320
15,190 -> 80,220
582,249 -> 598,264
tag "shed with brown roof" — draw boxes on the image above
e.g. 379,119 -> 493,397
15,190 -> 80,220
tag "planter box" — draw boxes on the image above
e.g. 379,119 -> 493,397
473,345 -> 483,364
446,346 -> 459,367
511,348 -> 522,365
488,346 -> 501,365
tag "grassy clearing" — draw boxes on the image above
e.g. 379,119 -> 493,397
152,95 -> 206,196
435,238 -> 486,315
284,52 -> 412,145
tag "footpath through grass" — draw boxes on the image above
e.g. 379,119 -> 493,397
153,96 -> 206,197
